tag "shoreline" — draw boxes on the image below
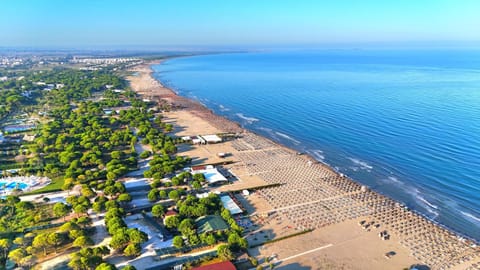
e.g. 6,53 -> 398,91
128,59 -> 480,269
149,58 -> 479,244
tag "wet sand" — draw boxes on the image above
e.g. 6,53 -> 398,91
127,61 -> 480,270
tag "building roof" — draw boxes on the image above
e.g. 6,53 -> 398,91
191,135 -> 206,144
196,192 -> 210,199
191,166 -> 228,185
220,195 -> 243,215
195,215 -> 229,234
164,210 -> 178,217
192,261 -> 236,270
201,134 -> 222,143
192,165 -> 207,171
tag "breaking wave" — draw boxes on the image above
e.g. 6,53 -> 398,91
236,113 -> 259,123
461,211 -> 480,225
275,132 -> 301,144
348,157 -> 373,171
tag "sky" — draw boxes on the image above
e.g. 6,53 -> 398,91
1,0 -> 480,49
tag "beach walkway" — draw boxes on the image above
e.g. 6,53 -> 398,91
279,243 -> 333,263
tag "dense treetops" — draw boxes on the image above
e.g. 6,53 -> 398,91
0,68 -> 125,120
1,64 -> 250,268
0,196 -> 39,233
0,67 -> 148,269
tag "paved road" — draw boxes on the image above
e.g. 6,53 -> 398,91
20,187 -> 80,204
91,212 -> 111,247
125,247 -> 218,270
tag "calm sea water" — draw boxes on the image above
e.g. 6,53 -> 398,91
153,50 -> 480,241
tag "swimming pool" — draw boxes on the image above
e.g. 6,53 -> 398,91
0,181 -> 29,191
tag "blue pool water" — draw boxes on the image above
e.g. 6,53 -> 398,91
0,181 -> 28,191
153,49 -> 480,241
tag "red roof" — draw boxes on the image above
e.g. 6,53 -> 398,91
191,165 -> 207,171
192,261 -> 236,270
164,210 -> 178,217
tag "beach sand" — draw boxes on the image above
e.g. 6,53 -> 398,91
127,61 -> 480,270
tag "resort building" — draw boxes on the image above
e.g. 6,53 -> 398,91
195,215 -> 229,234
182,134 -> 223,144
191,165 -> 228,185
220,194 -> 243,215
183,135 -> 206,145
103,109 -> 113,115
201,134 -> 222,143
23,133 -> 35,142
164,210 -> 178,218
123,178 -> 150,192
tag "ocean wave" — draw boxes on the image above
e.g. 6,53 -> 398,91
219,104 -> 230,111
275,132 -> 301,144
348,157 -> 373,171
387,176 -> 401,184
307,149 -> 325,161
413,191 -> 439,218
190,95 -> 207,107
417,195 -> 439,210
257,127 -> 301,146
381,178 -> 441,220
236,113 -> 259,124
257,127 -> 276,138
257,126 -> 273,132
379,176 -> 403,186
461,211 -> 480,225
349,166 -> 359,172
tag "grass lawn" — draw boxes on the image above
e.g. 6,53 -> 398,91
23,176 -> 65,195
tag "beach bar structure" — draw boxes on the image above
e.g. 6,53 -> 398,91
201,134 -> 222,143
220,194 -> 243,215
182,134 -> 223,145
191,165 -> 228,185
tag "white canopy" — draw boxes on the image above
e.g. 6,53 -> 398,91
220,195 -> 243,215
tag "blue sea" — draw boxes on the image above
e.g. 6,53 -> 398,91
152,49 -> 480,241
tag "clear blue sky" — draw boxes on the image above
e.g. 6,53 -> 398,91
1,0 -> 479,48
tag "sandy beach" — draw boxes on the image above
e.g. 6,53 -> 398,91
127,61 -> 480,270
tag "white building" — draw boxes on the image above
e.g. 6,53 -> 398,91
191,165 -> 228,185
220,195 -> 243,215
